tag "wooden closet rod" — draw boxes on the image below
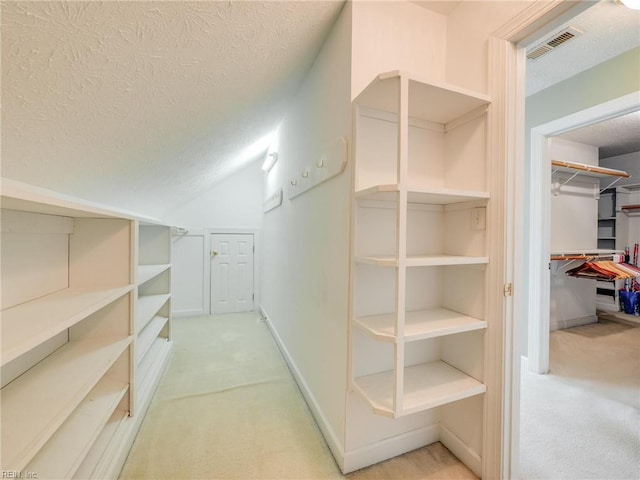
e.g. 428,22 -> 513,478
551,160 -> 630,178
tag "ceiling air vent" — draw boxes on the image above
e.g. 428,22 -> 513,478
526,26 -> 583,60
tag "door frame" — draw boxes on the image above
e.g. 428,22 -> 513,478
528,92 -> 640,375
207,227 -> 260,314
489,1 -> 595,478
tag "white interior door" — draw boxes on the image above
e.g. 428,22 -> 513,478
210,233 -> 254,314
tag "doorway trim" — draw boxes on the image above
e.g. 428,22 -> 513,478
488,1 -> 595,478
206,227 -> 261,314
528,91 -> 640,376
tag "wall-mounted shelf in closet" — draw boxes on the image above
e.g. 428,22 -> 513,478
551,160 -> 629,179
1,179 -> 173,479
349,70 -> 490,467
551,159 -> 630,193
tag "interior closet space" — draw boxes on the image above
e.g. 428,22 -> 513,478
0,179 -> 173,479
548,138 -> 630,331
349,70 -> 490,475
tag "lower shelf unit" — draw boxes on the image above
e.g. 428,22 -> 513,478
353,360 -> 486,418
1,336 -> 132,472
26,377 -> 129,479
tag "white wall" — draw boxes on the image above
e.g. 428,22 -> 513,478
260,1 -> 352,467
445,1 -> 533,93
162,160 -> 264,230
171,230 -> 208,317
600,151 -> 640,187
350,1 -> 446,99
549,138 -> 599,330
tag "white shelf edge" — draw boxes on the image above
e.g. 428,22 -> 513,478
353,361 -> 486,419
137,264 -> 171,286
354,255 -> 488,268
354,255 -> 397,267
73,407 -> 129,480
406,255 -> 489,267
136,316 -> 169,365
135,294 -> 171,334
1,285 -> 134,367
135,338 -> 173,409
1,336 -> 132,471
353,308 -> 487,342
25,377 -> 128,479
551,160 -> 629,179
355,184 -> 490,205
0,178 -> 159,222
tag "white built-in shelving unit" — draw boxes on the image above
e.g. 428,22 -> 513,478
348,71 -> 490,473
1,179 -> 173,479
134,222 -> 172,412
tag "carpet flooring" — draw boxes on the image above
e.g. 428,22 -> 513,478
519,320 -> 640,480
119,313 -> 476,480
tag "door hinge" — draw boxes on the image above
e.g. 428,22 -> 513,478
504,283 -> 513,297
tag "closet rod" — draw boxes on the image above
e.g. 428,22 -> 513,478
551,160 -> 630,178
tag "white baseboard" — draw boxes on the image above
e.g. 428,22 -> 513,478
439,424 -> 482,477
260,306 -> 455,475
550,314 -> 597,331
342,424 -> 440,474
259,305 -> 346,470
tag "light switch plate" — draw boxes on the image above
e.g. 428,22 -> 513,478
472,207 -> 486,231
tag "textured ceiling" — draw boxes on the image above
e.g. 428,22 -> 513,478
528,1 -> 640,160
558,111 -> 640,159
1,1 -> 344,218
526,0 -> 640,97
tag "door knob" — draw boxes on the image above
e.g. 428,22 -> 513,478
211,250 -> 218,257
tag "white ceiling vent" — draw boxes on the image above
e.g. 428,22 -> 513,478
527,26 -> 583,60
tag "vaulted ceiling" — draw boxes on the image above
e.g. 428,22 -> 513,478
1,1 -> 344,217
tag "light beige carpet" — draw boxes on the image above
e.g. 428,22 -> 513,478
119,313 -> 476,480
519,320 -> 640,480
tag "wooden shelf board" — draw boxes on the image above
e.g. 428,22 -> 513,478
550,249 -> 621,259
356,184 -> 489,205
1,286 -> 133,367
353,361 -> 486,418
551,160 -> 629,179
137,264 -> 170,286
73,407 -> 129,480
355,255 -> 488,267
354,308 -> 487,342
1,336 -> 132,471
355,71 -> 490,124
354,255 -> 397,267
136,316 -> 169,365
406,255 -> 488,267
135,338 -> 172,408
25,377 -> 128,479
135,294 -> 171,334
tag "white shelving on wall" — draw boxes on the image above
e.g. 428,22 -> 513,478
0,179 -> 173,479
134,222 -> 172,414
348,71 -> 490,475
